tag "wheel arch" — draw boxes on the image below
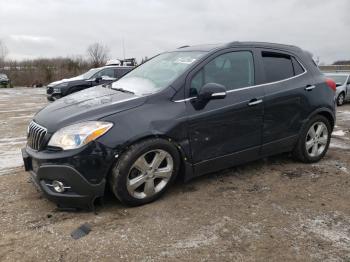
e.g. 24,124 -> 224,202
109,134 -> 194,183
304,108 -> 335,132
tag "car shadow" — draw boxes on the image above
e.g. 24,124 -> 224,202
96,152 -> 296,212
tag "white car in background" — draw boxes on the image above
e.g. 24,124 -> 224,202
325,72 -> 350,106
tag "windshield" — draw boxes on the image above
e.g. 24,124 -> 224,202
111,51 -> 206,95
0,73 -> 8,79
326,75 -> 348,85
78,68 -> 100,80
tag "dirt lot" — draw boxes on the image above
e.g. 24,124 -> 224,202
1,87 -> 350,262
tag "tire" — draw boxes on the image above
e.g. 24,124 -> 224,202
109,138 -> 180,206
337,92 -> 345,106
293,115 -> 331,163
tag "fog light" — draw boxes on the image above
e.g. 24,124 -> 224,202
52,180 -> 66,193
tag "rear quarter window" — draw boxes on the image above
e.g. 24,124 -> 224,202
262,51 -> 294,83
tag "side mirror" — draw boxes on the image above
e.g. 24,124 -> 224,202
198,83 -> 227,100
95,76 -> 102,83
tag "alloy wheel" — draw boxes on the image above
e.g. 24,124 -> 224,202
305,121 -> 329,158
126,149 -> 174,199
338,93 -> 345,105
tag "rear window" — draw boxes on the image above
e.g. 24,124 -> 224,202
262,51 -> 305,83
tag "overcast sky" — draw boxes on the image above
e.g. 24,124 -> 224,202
0,0 -> 349,64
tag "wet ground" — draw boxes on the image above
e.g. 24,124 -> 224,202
1,87 -> 350,261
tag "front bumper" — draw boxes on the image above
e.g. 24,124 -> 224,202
22,144 -> 115,210
0,80 -> 10,87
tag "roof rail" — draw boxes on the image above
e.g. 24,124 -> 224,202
178,45 -> 190,49
226,41 -> 241,47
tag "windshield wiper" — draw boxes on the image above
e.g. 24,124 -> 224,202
112,87 -> 135,94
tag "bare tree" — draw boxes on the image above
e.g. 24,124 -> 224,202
0,40 -> 8,68
87,43 -> 110,67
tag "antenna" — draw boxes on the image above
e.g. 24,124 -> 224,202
122,38 -> 126,60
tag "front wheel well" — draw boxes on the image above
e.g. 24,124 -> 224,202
107,135 -> 189,183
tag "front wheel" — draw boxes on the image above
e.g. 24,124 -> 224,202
337,92 -> 345,106
293,115 -> 331,163
109,138 -> 180,206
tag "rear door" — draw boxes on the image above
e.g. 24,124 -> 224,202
257,49 -> 313,155
185,49 -> 264,175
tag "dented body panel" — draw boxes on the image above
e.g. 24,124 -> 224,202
22,42 -> 336,208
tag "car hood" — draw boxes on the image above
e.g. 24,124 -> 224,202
34,85 -> 147,132
48,76 -> 84,87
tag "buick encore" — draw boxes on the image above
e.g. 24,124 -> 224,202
22,42 -> 336,209
46,64 -> 134,101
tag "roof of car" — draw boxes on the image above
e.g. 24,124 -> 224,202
93,65 -> 134,70
175,41 -> 302,52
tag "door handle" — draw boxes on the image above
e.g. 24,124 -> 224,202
305,85 -> 316,91
248,99 -> 263,106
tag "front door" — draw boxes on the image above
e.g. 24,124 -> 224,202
185,50 -> 264,175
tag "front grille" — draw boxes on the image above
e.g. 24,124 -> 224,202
27,121 -> 47,150
47,86 -> 53,94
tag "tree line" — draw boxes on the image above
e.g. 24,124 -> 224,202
0,41 -> 145,87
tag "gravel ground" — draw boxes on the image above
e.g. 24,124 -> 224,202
1,87 -> 350,261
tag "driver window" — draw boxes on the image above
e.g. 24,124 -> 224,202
190,51 -> 254,97
95,68 -> 115,78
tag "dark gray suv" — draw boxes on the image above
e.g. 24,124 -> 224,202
23,42 -> 336,209
46,65 -> 134,101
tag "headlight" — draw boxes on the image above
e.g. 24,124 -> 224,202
48,121 -> 113,150
53,87 -> 62,93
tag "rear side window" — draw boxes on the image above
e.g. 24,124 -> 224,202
190,51 -> 254,96
262,52 -> 294,82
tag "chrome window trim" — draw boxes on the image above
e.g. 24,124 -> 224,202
174,57 -> 307,103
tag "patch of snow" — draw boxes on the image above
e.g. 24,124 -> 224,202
304,213 -> 350,252
0,137 -> 26,174
9,115 -> 33,119
332,130 -> 346,137
0,148 -> 24,172
330,140 -> 350,150
337,110 -> 350,121
0,137 -> 26,143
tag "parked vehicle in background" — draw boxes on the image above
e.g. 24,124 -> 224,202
324,72 -> 350,106
0,73 -> 12,88
46,63 -> 135,101
23,42 -> 336,210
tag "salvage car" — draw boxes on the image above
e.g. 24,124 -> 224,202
324,72 -> 350,106
46,64 -> 134,101
0,73 -> 11,88
22,42 -> 336,209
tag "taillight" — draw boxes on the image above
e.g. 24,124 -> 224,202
325,78 -> 336,92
